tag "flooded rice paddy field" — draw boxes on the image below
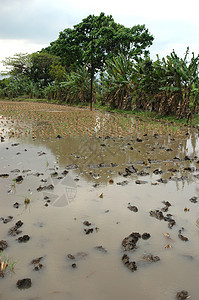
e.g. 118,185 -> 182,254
0,101 -> 199,300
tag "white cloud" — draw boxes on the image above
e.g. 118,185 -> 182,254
0,0 -> 199,73
61,0 -> 199,22
0,39 -> 48,72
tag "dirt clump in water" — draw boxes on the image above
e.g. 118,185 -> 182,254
1,216 -> 13,224
142,233 -> 151,240
122,254 -> 137,272
83,221 -> 91,226
0,240 -> 8,251
84,228 -> 94,234
122,232 -> 141,251
176,290 -> 189,299
17,235 -> 30,243
8,220 -> 23,236
178,229 -> 189,242
127,204 -> 138,212
0,174 -> 9,178
37,184 -> 54,191
141,254 -> 160,263
16,278 -> 32,289
189,196 -> 197,203
31,257 -> 44,271
149,210 -> 164,220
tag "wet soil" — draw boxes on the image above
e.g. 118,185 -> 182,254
0,101 -> 199,299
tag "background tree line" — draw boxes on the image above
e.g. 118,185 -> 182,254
0,12 -> 199,118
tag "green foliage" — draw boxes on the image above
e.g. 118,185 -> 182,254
43,12 -> 153,73
49,63 -> 66,83
29,52 -> 60,86
1,53 -> 31,79
102,53 -> 135,110
1,52 -> 61,89
1,12 -> 199,120
131,48 -> 199,118
61,66 -> 91,104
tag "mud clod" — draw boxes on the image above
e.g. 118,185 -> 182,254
161,202 -> 171,212
136,138 -> 142,142
122,232 -> 141,251
31,256 -> 43,271
142,254 -> 160,263
135,180 -> 148,184
83,221 -> 91,226
0,240 -> 8,251
16,278 -> 32,289
138,170 -> 149,176
15,220 -> 23,227
56,135 -> 62,139
117,180 -> 128,186
157,178 -> 168,184
0,174 -> 9,178
189,196 -> 197,203
33,263 -> 43,271
178,230 -> 189,242
176,290 -> 189,299
84,228 -> 94,234
149,210 -> 164,220
13,202 -> 20,208
153,169 -> 162,175
125,165 -> 138,175
37,184 -> 54,191
31,257 -> 44,271
128,204 -> 138,212
2,216 -> 13,224
66,164 -> 78,170
67,254 -> 75,260
15,175 -> 23,183
162,201 -> 171,207
8,220 -> 23,236
17,235 -> 30,243
168,219 -> 176,229
31,257 -> 43,265
94,246 -> 107,253
62,170 -> 69,176
122,254 -> 137,272
142,233 -> 151,240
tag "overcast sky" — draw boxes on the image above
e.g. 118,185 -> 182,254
0,0 -> 199,73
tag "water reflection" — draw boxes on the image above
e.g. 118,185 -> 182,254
1,103 -> 199,300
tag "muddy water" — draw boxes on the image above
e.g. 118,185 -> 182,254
0,102 -> 199,300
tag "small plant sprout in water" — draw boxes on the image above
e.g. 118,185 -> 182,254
24,196 -> 30,208
46,158 -> 49,168
0,251 -> 17,277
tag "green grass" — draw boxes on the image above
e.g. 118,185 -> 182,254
0,251 -> 17,276
93,102 -> 198,127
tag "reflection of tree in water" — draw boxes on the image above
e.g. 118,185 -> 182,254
190,131 -> 198,155
179,130 -> 199,157
18,127 -> 199,189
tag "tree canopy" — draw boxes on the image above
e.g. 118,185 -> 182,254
2,52 -> 61,87
43,12 -> 154,73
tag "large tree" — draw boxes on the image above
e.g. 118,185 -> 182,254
43,12 -> 154,73
1,52 -> 61,87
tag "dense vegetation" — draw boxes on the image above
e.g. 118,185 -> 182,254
1,12 -> 199,119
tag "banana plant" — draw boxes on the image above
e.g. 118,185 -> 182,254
60,66 -> 92,104
159,48 -> 199,118
102,53 -> 135,110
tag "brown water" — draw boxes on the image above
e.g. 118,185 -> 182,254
0,101 -> 199,300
